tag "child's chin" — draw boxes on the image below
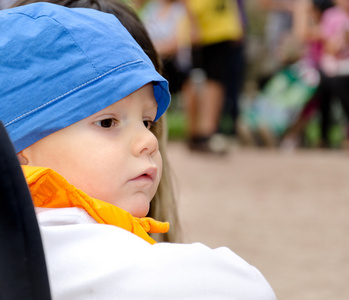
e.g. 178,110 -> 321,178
127,197 -> 151,218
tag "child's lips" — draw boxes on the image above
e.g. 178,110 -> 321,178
130,167 -> 157,182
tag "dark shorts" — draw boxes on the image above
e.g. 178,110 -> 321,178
191,40 -> 232,84
162,58 -> 189,94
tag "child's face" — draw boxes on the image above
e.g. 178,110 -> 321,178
22,84 -> 162,218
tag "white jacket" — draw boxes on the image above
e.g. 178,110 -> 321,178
37,207 -> 276,300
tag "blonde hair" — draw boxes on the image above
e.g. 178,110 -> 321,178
150,115 -> 181,243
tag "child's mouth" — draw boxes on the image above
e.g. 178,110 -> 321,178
130,167 -> 157,182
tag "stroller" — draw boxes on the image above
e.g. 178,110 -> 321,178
239,61 -> 319,147
0,121 -> 51,300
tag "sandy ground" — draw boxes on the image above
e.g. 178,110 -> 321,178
167,141 -> 349,300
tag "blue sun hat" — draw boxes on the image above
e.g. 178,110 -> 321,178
0,3 -> 170,152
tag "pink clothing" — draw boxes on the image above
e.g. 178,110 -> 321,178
321,6 -> 349,59
305,40 -> 322,68
320,6 -> 349,76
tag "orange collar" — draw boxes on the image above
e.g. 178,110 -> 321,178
22,165 -> 169,245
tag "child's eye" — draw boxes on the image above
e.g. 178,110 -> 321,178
143,120 -> 153,129
95,118 -> 117,128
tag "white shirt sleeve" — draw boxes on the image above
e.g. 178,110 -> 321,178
37,208 -> 276,300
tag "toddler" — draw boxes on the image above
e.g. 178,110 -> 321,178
0,3 -> 276,299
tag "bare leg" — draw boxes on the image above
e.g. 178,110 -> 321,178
182,79 -> 199,138
197,79 -> 225,137
182,75 -> 227,154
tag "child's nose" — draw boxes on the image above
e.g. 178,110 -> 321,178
131,125 -> 159,157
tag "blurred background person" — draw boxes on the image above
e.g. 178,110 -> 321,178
281,0 -> 335,150
139,0 -> 191,96
220,0 -> 247,140
319,0 -> 349,148
257,0 -> 293,81
182,0 -> 244,153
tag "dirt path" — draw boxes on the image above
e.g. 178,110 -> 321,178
167,141 -> 349,300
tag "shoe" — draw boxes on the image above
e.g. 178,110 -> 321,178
188,134 -> 228,155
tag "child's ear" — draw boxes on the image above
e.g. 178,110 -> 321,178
17,151 -> 28,165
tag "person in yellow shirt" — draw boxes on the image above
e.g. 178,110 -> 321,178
182,0 -> 243,153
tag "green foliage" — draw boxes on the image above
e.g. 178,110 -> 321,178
304,118 -> 345,148
167,110 -> 187,140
